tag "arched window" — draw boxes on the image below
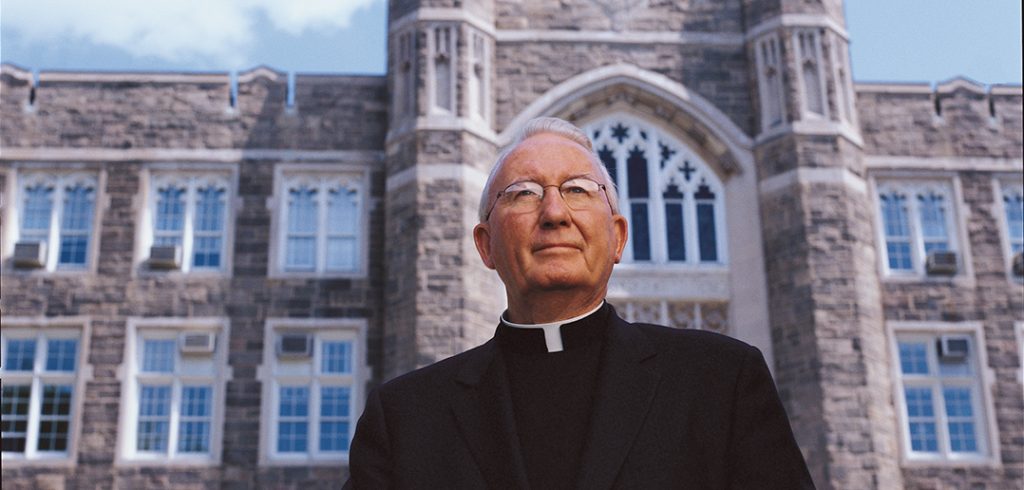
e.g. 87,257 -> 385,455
585,116 -> 727,265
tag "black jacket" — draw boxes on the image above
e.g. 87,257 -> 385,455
344,309 -> 814,489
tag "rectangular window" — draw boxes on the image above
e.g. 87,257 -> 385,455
0,329 -> 81,460
263,321 -> 364,463
893,329 -> 992,462
15,173 -> 98,270
148,173 -> 230,273
876,181 -> 959,276
122,321 -> 226,462
278,172 -> 365,276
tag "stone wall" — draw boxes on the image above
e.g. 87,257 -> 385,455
0,65 -> 388,489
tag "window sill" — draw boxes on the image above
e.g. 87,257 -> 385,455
1,454 -> 77,468
901,454 -> 1001,468
261,454 -> 350,467
116,456 -> 221,467
269,270 -> 367,280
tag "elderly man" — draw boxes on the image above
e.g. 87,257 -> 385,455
344,117 -> 814,489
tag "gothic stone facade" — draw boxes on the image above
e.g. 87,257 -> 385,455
1,1 -> 1022,489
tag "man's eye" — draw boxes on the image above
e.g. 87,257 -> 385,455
564,185 -> 587,194
514,189 -> 540,198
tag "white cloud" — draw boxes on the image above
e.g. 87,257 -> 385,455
1,0 -> 379,66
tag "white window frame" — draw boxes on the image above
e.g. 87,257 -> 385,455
792,28 -> 829,120
887,322 -> 1001,466
583,114 -> 729,267
0,317 -> 92,467
871,175 -> 971,280
269,164 -> 370,278
258,318 -> 368,465
3,167 -> 104,273
754,32 -> 786,132
993,176 -> 1024,282
117,317 -> 231,466
136,164 -> 237,276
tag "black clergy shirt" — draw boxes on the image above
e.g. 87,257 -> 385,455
496,303 -> 610,490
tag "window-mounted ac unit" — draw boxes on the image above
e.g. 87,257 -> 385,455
179,332 -> 216,355
1013,251 -> 1024,277
937,335 -> 969,362
149,245 -> 182,270
925,250 -> 958,276
277,333 -> 313,359
13,241 -> 47,268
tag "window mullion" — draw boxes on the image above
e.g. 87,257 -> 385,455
183,181 -> 197,271
311,378 -> 322,458
684,193 -> 699,265
318,184 -> 328,274
167,380 -> 182,458
647,140 -> 666,263
47,181 -> 64,270
934,381 -> 953,458
908,189 -> 925,274
25,377 -> 42,459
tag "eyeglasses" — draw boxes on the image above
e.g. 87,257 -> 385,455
484,177 -> 611,220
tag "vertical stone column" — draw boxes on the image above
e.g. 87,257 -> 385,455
382,0 -> 505,380
744,1 -> 902,488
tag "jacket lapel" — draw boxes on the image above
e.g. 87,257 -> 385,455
450,339 -> 531,490
575,313 -> 661,490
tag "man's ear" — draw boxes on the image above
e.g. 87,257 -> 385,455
612,214 -> 628,264
473,223 -> 496,269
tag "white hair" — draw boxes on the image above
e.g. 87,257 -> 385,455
478,117 -> 621,222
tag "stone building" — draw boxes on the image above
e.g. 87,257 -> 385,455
1,0 -> 1021,488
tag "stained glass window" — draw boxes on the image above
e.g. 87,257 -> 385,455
585,117 -> 726,265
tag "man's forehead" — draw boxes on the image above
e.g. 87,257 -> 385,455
498,133 -> 599,181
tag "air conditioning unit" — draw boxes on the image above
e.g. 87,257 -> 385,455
13,241 -> 46,268
1013,252 -> 1024,277
277,333 -> 313,359
179,332 -> 216,355
925,250 -> 958,276
148,244 -> 182,270
937,335 -> 969,362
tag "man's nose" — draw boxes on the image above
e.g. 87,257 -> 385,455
538,187 -> 571,228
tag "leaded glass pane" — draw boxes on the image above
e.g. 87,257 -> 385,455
46,339 -> 78,372
6,339 -> 37,371
904,387 -> 938,452
943,387 -> 978,452
1,385 -> 31,453
326,238 -> 357,271
286,187 -> 317,270
630,203 -> 650,261
322,341 -> 353,374
664,202 -> 685,261
21,184 -> 54,243
1004,189 -> 1024,252
278,386 -> 309,453
881,193 -> 913,270
597,146 -> 617,185
898,342 -> 929,374
142,339 -> 175,373
328,188 -> 359,235
319,386 -> 351,452
37,385 -> 72,452
192,186 -> 224,269
178,385 -> 212,453
697,202 -> 718,262
137,385 -> 172,451
155,186 -> 186,237
918,192 -> 949,252
58,185 -> 94,266
626,146 -> 648,198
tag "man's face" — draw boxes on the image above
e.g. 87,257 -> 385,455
473,133 -> 628,298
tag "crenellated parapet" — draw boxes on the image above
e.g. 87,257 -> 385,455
0,63 -> 388,152
856,77 -> 1023,157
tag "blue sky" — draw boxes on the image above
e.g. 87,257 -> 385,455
1,0 -> 1021,84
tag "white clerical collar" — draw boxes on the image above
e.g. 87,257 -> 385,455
500,302 -> 605,353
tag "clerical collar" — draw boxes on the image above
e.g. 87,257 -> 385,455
497,302 -> 607,353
